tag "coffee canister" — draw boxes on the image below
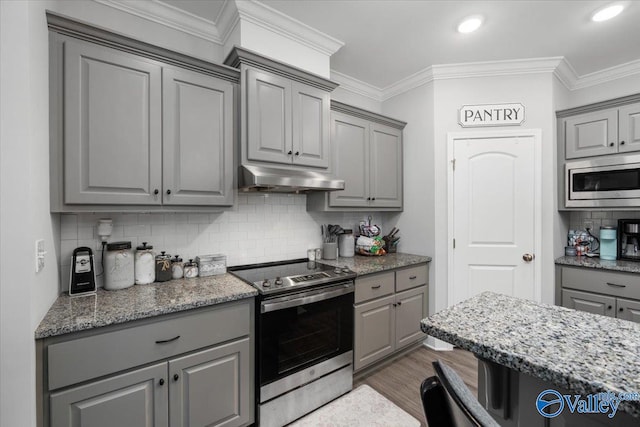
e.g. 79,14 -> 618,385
171,255 -> 184,280
155,251 -> 172,282
135,242 -> 155,285
104,241 -> 134,290
599,226 -> 617,261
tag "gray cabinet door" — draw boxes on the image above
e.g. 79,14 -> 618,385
329,112 -> 370,207
50,363 -> 168,427
64,39 -> 162,205
354,294 -> 395,371
617,297 -> 640,323
394,285 -> 427,349
163,67 -> 234,206
370,123 -> 403,208
169,337 -> 251,427
246,69 -> 292,165
618,103 -> 640,154
562,289 -> 616,317
564,109 -> 618,159
291,82 -> 330,168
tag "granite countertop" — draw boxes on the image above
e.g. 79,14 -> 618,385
319,252 -> 431,275
421,292 -> 640,417
35,274 -> 257,339
555,256 -> 640,274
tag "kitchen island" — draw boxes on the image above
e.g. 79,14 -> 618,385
421,292 -> 640,426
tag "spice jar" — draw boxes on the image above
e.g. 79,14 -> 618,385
184,259 -> 199,278
104,241 -> 134,290
135,242 -> 155,285
155,251 -> 172,282
171,255 -> 184,280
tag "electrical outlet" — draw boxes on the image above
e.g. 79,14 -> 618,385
35,239 -> 46,273
584,220 -> 594,231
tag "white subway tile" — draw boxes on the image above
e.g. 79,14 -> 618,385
60,214 -> 78,240
188,213 -> 210,224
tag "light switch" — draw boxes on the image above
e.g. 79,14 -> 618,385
35,239 -> 46,273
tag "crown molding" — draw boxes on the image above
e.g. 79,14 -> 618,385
330,70 -> 383,102
234,0 -> 344,57
216,0 -> 240,45
381,67 -> 435,101
94,0 -> 223,43
571,59 -> 640,90
553,58 -> 578,90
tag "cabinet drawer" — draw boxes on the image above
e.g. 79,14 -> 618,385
355,272 -> 394,304
562,289 -> 616,317
617,298 -> 640,323
395,265 -> 428,292
47,300 -> 251,391
560,266 -> 640,300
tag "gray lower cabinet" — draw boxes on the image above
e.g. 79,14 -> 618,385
353,265 -> 428,371
49,24 -> 238,211
307,101 -> 406,212
558,265 -> 640,323
40,300 -> 254,427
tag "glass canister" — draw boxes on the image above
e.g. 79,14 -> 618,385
104,241 -> 134,290
184,259 -> 199,278
338,229 -> 355,258
196,254 -> 226,276
171,255 -> 184,280
599,226 -> 617,260
155,251 -> 172,282
135,242 -> 155,285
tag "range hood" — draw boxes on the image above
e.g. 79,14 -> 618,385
239,165 -> 345,193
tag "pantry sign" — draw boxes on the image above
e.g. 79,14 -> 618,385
458,103 -> 525,127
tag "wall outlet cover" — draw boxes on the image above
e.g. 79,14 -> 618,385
35,239 -> 46,273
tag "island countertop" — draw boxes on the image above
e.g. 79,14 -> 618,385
35,274 -> 257,339
319,252 -> 431,275
420,292 -> 640,418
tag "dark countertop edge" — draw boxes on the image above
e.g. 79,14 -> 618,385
34,289 -> 258,340
420,322 -> 640,417
554,256 -> 640,274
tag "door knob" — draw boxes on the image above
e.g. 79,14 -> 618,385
522,253 -> 534,262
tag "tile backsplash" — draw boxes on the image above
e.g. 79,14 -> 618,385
58,193 -> 390,291
568,210 -> 640,231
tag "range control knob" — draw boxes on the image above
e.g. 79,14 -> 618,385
342,267 -> 351,273
333,268 -> 342,274
275,277 -> 283,286
262,279 -> 271,287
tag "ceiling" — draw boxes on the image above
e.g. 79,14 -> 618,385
164,0 -> 640,89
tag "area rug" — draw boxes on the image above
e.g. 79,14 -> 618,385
288,384 -> 422,426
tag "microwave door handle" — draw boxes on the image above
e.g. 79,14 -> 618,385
261,285 -> 353,313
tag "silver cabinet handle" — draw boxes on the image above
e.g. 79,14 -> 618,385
155,335 -> 180,344
409,275 -> 417,280
371,285 -> 381,289
606,282 -> 626,288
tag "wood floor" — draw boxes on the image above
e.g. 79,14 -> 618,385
354,346 -> 478,427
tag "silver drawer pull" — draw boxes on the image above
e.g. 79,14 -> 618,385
155,335 -> 181,344
606,282 -> 626,288
409,275 -> 417,280
371,285 -> 381,289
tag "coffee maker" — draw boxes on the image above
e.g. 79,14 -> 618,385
617,219 -> 640,261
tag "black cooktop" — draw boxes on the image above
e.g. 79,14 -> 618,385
229,259 -> 355,295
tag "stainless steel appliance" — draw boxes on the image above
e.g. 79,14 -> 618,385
230,259 -> 356,427
617,219 -> 640,260
565,154 -> 640,208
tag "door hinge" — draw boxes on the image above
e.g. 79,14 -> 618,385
452,158 -> 456,171
453,238 -> 456,249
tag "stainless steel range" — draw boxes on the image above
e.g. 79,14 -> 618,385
230,259 -> 355,427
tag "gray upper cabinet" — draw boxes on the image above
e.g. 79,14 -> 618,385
309,102 -> 406,211
63,39 -> 163,206
48,15 -> 240,212
560,99 -> 640,160
163,67 -> 234,206
224,47 -> 337,172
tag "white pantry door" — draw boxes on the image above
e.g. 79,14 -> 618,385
449,130 -> 541,305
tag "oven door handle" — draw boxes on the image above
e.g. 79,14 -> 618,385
261,284 -> 353,313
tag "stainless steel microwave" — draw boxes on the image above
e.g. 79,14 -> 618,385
566,154 -> 640,208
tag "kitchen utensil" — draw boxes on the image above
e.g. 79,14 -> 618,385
69,247 -> 97,296
322,242 -> 338,259
135,242 -> 155,285
104,241 -> 134,290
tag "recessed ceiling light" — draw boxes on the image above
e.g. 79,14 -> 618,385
591,3 -> 625,22
458,16 -> 483,34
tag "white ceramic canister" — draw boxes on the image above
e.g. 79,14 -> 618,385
134,242 -> 155,285
104,241 -> 135,290
171,255 -> 184,280
338,229 -> 355,258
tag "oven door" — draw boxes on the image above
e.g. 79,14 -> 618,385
258,282 -> 354,387
566,156 -> 640,207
